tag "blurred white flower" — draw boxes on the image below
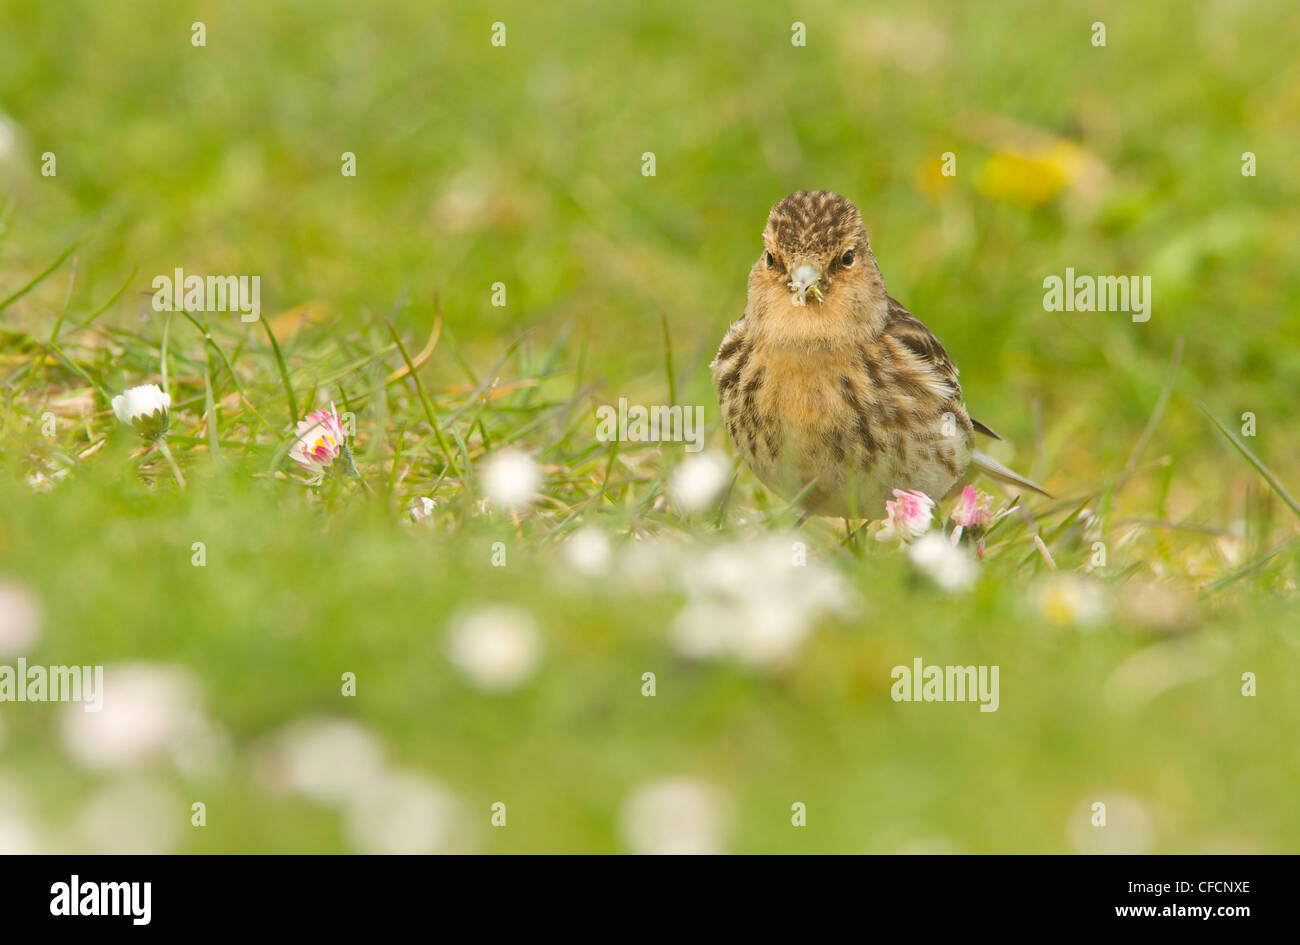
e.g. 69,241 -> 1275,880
0,581 -> 41,656
670,534 -> 854,668
407,496 -> 438,522
111,383 -> 171,440
1035,573 -> 1107,628
481,450 -> 540,510
74,779 -> 182,854
673,600 -> 809,666
563,526 -> 613,576
27,468 -> 68,493
876,488 -> 935,542
0,115 -> 16,162
168,718 -> 233,779
890,834 -> 964,854
908,532 -> 977,592
0,779 -> 43,854
617,536 -> 678,594
447,606 -> 542,691
254,718 -> 387,804
1214,534 -> 1244,568
255,720 -> 467,853
1117,582 -> 1198,633
344,770 -> 465,854
621,777 -> 731,855
1069,793 -> 1154,855
433,168 -> 494,234
60,663 -> 208,771
669,452 -> 729,513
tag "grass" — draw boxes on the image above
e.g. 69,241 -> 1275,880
0,0 -> 1298,852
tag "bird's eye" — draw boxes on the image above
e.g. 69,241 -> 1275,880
765,251 -> 777,269
841,249 -> 856,267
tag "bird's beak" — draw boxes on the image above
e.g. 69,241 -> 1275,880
788,264 -> 823,306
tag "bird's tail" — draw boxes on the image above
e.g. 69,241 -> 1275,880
970,449 -> 1051,498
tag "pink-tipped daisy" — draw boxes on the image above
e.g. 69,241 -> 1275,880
951,485 -> 995,531
290,404 -> 351,483
875,488 -> 935,542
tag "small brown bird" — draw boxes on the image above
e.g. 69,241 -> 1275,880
711,190 -> 1047,518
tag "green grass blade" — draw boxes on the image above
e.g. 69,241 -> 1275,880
1197,400 -> 1300,521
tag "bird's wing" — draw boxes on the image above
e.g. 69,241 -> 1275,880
882,295 -> 963,401
710,316 -> 750,394
885,297 -> 1005,442
884,298 -> 1049,496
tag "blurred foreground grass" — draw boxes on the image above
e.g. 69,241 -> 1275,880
0,0 -> 1298,852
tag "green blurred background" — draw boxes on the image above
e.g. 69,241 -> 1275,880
0,0 -> 1297,852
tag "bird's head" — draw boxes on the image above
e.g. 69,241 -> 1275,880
749,191 -> 887,338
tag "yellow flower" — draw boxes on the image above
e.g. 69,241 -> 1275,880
978,151 -> 1068,208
